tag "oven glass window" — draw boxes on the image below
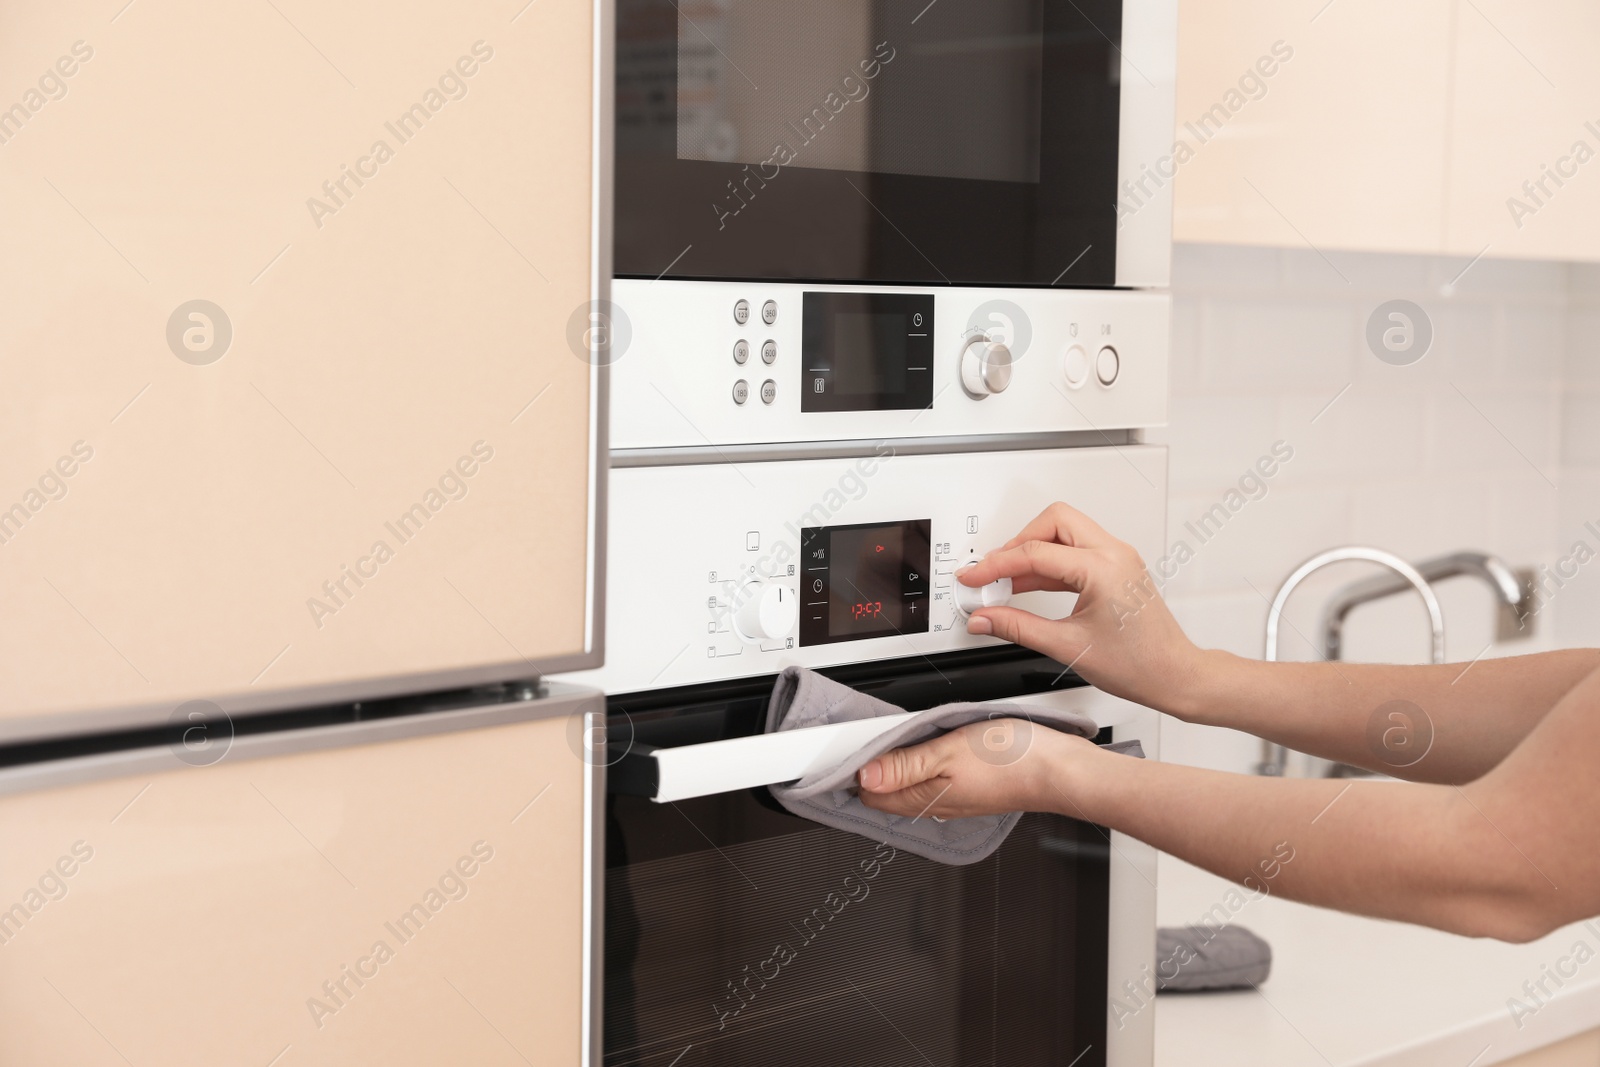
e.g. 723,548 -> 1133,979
800,520 -> 930,645
675,0 -> 1043,185
606,792 -> 1111,1066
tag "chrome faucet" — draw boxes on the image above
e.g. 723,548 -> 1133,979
1323,551 -> 1533,660
1254,547 -> 1444,777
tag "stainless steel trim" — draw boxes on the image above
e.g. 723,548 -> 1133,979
0,683 -> 602,798
0,659 -> 582,748
611,430 -> 1138,467
587,0 -> 614,678
584,0 -> 612,1057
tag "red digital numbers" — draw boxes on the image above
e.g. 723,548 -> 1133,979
852,601 -> 883,620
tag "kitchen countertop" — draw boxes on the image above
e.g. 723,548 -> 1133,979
1154,855 -> 1600,1066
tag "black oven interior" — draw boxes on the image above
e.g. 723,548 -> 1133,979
603,649 -> 1114,1066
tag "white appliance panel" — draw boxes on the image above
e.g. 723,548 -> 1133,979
610,280 -> 1170,448
560,445 -> 1167,694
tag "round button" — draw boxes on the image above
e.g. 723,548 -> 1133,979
1096,345 -> 1120,386
761,300 -> 778,325
1063,344 -> 1090,387
733,299 -> 750,325
760,379 -> 776,404
761,339 -> 777,364
960,337 -> 1013,398
732,379 -> 749,404
733,339 -> 750,365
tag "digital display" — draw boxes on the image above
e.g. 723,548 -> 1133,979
801,520 -> 930,646
802,293 -> 934,413
833,312 -> 909,397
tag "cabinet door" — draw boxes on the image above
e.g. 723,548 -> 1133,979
0,693 -> 599,1067
1443,0 -> 1600,260
1172,0 -> 1454,254
0,0 -> 607,735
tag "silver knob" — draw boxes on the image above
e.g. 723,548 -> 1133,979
960,337 -> 1013,398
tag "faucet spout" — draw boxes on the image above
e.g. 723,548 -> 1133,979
1323,551 -> 1532,662
1255,547 -> 1445,777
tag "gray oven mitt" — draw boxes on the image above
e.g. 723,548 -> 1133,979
1155,924 -> 1272,991
764,666 -> 1144,865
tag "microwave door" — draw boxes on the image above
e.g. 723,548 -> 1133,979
0,691 -> 600,1067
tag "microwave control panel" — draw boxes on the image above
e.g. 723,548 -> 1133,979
606,279 -> 1170,449
554,446 -> 1168,695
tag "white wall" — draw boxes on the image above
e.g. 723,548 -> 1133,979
1556,265 -> 1600,649
1148,244 -> 1580,774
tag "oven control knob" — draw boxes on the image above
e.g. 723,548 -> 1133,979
735,581 -> 797,642
960,337 -> 1013,398
955,576 -> 1013,616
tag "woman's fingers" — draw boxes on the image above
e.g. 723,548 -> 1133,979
858,739 -> 959,818
958,540 -> 1093,592
858,777 -> 955,819
967,604 -> 1086,655
859,735 -> 949,794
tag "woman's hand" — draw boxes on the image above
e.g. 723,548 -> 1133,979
957,501 -> 1208,717
856,717 -> 1098,820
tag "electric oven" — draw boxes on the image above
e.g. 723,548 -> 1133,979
558,445 -> 1167,1066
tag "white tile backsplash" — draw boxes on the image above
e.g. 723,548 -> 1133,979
1202,300 -> 1356,390
1161,243 -> 1575,774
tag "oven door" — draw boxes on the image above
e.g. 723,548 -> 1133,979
615,0 -> 1176,288
600,648 -> 1158,1067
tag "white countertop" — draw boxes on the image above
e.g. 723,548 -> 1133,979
1154,855 -> 1600,1067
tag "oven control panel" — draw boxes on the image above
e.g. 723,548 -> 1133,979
606,279 -> 1169,449
554,446 -> 1167,695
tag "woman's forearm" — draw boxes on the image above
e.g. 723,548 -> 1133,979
1055,745 -> 1553,940
1172,648 -> 1600,784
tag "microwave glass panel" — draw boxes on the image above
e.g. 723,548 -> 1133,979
675,0 -> 1043,185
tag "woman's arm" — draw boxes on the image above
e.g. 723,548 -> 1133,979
956,502 -> 1599,784
858,663 -> 1600,940
1180,650 -> 1600,783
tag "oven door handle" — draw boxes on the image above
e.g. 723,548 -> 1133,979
613,688 -> 1150,803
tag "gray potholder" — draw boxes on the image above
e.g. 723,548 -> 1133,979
1155,924 -> 1272,991
764,666 -> 1144,865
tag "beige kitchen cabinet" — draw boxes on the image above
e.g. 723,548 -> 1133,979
0,0 -> 609,1063
1443,0 -> 1600,261
0,0 -> 605,736
0,695 -> 599,1067
1172,0 -> 1455,254
1174,0 -> 1600,261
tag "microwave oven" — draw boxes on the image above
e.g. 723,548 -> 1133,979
604,0 -> 1177,450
